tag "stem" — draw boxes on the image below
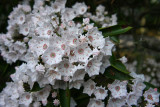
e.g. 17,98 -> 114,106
59,82 -> 70,107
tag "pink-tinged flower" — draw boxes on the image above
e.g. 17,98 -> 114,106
108,80 -> 127,98
53,99 -> 60,106
83,79 -> 96,96
94,86 -> 108,100
144,88 -> 159,104
52,92 -> 57,98
87,98 -> 104,107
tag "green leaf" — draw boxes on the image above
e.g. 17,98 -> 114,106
104,66 -> 133,80
110,36 -> 119,43
100,25 -> 132,37
144,82 -> 159,92
59,86 -> 70,107
109,54 -> 129,74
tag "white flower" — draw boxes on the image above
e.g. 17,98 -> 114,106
44,69 -> 61,85
70,43 -> 92,63
83,79 -> 96,96
99,56 -> 110,74
119,56 -> 128,64
22,5 -> 31,12
61,8 -> 76,21
102,37 -> 114,56
94,86 -> 108,100
19,92 -> 33,106
14,41 -> 26,54
3,99 -> 18,107
83,18 -> 90,25
85,55 -> 102,77
34,85 -> 51,101
52,92 -> 57,98
87,98 -> 104,107
87,27 -> 105,49
126,92 -> 140,106
36,64 -> 45,74
29,37 -> 49,57
69,80 -> 83,89
57,59 -> 76,77
53,99 -> 60,106
130,72 -> 145,81
16,13 -> 25,25
37,76 -> 50,88
72,69 -> 86,81
42,99 -> 48,106
111,14 -> 117,26
107,97 -> 126,107
19,23 -> 30,36
40,23 -> 54,38
42,46 -> 64,65
0,93 -> 6,106
33,101 -> 41,107
51,0 -> 66,13
108,80 -> 128,98
73,2 -> 87,15
144,88 -> 159,104
96,5 -> 105,15
132,79 -> 146,96
145,103 -> 155,107
6,51 -> 19,63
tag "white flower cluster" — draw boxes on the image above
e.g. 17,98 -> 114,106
0,0 -> 159,107
85,5 -> 117,27
0,0 -> 116,106
85,70 -> 159,107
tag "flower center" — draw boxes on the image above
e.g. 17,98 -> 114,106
64,63 -> 69,68
26,95 -> 30,99
147,94 -> 153,100
81,8 -> 85,12
20,17 -> 23,21
43,44 -> 48,50
50,52 -> 56,58
61,44 -> 65,50
25,28 -> 28,32
47,30 -> 51,35
73,38 -> 77,44
99,89 -> 104,94
88,36 -> 93,42
54,5 -> 58,9
78,48 -> 84,54
50,70 -> 57,74
96,101 -> 100,105
90,84 -> 94,90
115,86 -> 120,91
87,62 -> 92,68
70,50 -> 75,56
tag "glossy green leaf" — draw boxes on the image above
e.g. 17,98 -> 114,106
104,66 -> 133,80
100,25 -> 132,37
109,54 -> 129,74
59,87 -> 70,107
